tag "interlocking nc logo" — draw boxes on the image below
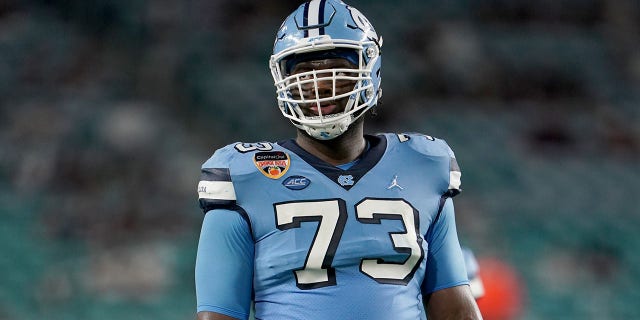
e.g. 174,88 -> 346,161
337,175 -> 354,186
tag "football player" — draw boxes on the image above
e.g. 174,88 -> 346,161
195,1 -> 482,319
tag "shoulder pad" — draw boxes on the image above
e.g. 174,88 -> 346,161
385,132 -> 451,157
389,132 -> 462,196
197,141 -> 279,213
201,141 -> 277,167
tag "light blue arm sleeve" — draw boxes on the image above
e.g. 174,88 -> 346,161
195,208 -> 254,319
422,198 -> 468,294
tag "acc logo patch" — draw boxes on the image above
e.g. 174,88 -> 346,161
253,151 -> 290,179
282,175 -> 311,190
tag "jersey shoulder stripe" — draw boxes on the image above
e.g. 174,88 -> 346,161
198,168 -> 236,210
198,144 -> 241,212
198,142 -> 280,213
448,157 -> 461,196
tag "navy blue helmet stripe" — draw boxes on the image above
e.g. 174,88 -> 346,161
302,2 -> 310,37
318,0 -> 327,35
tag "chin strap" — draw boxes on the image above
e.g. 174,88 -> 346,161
302,115 -> 352,140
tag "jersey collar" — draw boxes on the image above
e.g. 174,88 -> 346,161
279,134 -> 387,190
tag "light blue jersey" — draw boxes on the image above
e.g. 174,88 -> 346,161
195,133 -> 468,319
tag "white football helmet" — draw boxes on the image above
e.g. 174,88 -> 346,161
270,0 -> 382,140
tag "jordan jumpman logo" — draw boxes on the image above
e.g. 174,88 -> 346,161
387,175 -> 404,190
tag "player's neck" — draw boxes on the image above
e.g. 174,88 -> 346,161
295,124 -> 367,167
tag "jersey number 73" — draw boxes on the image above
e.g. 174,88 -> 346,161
274,198 -> 424,290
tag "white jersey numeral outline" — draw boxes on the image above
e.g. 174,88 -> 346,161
275,199 -> 347,289
356,198 -> 423,284
274,198 -> 423,289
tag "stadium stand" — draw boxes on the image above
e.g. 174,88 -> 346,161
0,0 -> 638,319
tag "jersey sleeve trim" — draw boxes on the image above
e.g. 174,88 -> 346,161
196,304 -> 249,319
423,280 -> 470,295
227,204 -> 254,242
198,168 -> 237,212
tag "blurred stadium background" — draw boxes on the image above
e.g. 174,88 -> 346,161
1,0 -> 639,319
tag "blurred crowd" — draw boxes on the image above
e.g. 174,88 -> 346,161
1,0 -> 638,319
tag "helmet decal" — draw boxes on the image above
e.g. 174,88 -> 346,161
346,6 -> 378,42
